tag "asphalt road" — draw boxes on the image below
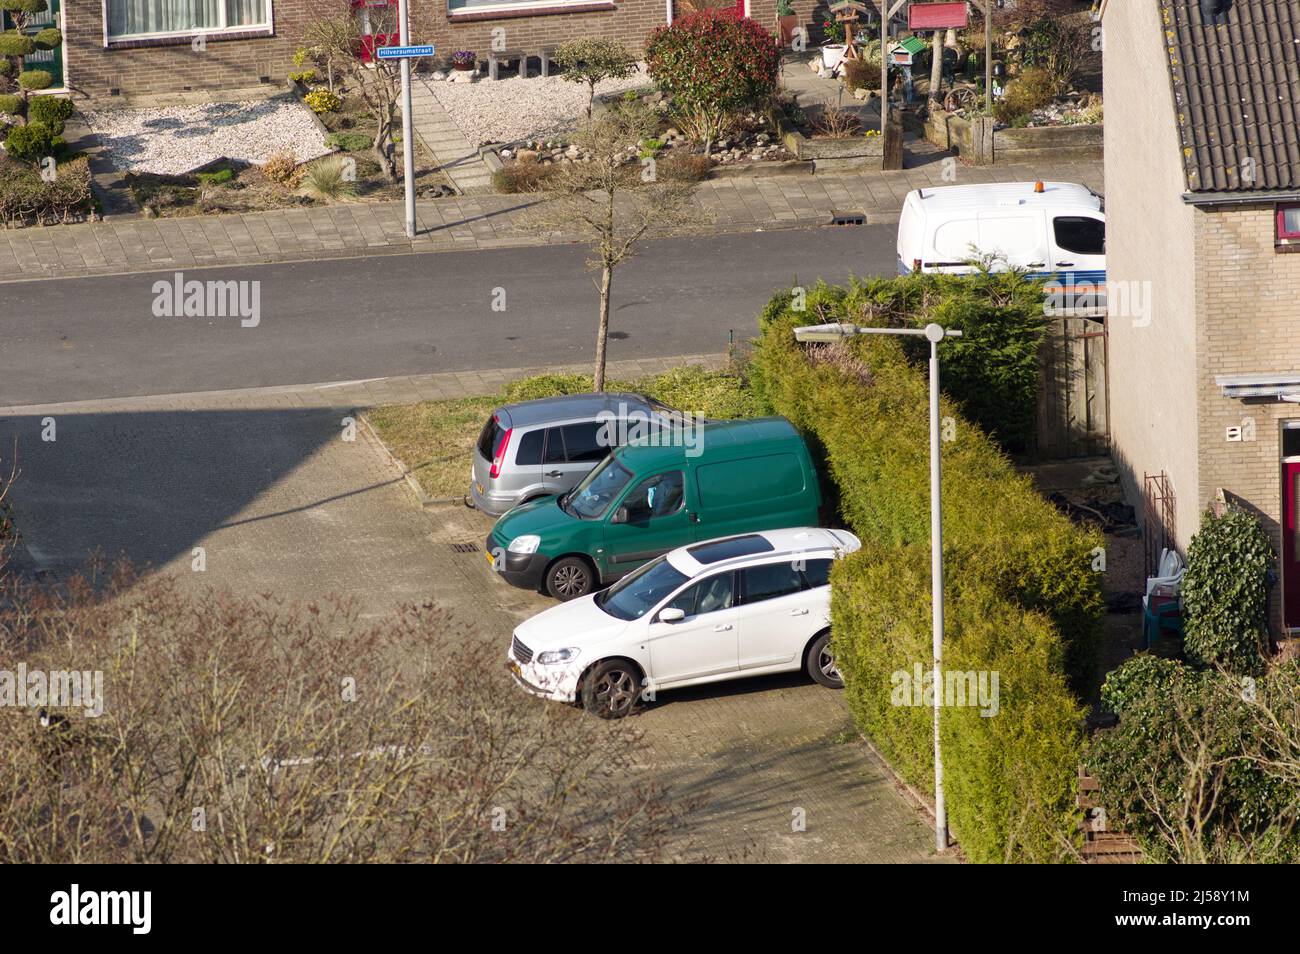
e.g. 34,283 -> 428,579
0,225 -> 898,406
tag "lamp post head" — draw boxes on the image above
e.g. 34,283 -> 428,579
793,322 -> 858,343
924,323 -> 945,343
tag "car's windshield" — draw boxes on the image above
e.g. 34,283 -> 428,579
596,557 -> 690,621
561,456 -> 633,519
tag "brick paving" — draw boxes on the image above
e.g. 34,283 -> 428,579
410,75 -> 495,195
0,156 -> 1103,283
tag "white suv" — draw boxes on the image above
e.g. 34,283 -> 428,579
507,527 -> 861,718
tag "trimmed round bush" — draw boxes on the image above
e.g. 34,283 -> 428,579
1,0 -> 51,14
26,94 -> 72,134
0,31 -> 37,58
4,119 -> 54,162
18,69 -> 53,92
0,93 -> 22,116
33,26 -> 61,50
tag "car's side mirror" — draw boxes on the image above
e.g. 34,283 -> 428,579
610,506 -> 629,525
658,607 -> 685,623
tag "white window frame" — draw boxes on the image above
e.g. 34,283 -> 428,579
101,0 -> 274,44
447,0 -> 608,18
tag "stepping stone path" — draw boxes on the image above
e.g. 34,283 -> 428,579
410,76 -> 493,195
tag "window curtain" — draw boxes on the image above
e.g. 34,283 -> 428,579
225,0 -> 267,27
108,0 -> 266,37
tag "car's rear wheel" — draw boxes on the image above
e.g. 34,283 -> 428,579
581,659 -> 641,719
545,556 -> 594,601
807,631 -> 843,689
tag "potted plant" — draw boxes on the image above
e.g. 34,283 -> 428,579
817,12 -> 847,71
450,50 -> 476,72
776,0 -> 798,46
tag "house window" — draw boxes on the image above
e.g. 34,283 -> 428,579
448,0 -> 597,14
107,0 -> 270,40
1277,204 -> 1300,245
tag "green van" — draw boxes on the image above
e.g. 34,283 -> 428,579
485,417 -> 822,600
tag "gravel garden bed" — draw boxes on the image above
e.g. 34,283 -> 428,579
82,95 -> 332,176
425,65 -> 650,147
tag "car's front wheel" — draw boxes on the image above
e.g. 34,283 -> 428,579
581,659 -> 641,719
545,556 -> 594,601
807,631 -> 844,689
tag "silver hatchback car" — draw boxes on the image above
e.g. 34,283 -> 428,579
469,392 -> 679,517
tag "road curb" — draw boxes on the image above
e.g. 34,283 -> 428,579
356,409 -> 456,510
857,731 -> 967,862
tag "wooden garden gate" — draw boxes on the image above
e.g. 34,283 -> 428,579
1036,315 -> 1108,458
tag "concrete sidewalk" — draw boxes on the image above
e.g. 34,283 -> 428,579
0,155 -> 1102,283
0,352 -> 727,416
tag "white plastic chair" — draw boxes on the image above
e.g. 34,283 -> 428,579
1143,548 -> 1184,609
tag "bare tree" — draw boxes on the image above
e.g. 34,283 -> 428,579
300,1 -> 403,181
0,564 -> 682,863
517,103 -> 706,391
0,440 -> 16,577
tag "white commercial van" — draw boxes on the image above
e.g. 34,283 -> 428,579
896,181 -> 1106,307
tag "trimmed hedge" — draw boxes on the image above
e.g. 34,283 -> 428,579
752,282 -> 1103,862
0,155 -> 92,226
753,273 -> 1049,452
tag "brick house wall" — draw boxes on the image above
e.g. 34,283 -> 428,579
1103,0 -> 1300,633
1194,203 -> 1300,630
62,0 -> 828,98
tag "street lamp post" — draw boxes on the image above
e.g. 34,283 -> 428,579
397,0 -> 416,239
792,320 -> 962,852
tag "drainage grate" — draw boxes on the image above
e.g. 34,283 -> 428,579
449,542 -> 480,554
830,211 -> 866,226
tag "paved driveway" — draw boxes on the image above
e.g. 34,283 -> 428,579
0,390 -> 950,862
425,497 -> 951,863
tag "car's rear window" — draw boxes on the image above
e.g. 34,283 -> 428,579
477,414 -> 508,461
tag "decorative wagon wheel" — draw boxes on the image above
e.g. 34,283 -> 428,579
943,86 -> 979,113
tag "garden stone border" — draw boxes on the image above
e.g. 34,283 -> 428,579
479,140 -> 813,190
925,107 -> 1102,166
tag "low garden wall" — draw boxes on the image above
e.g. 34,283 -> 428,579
925,109 -> 1103,166
750,276 -> 1105,863
778,113 -> 885,173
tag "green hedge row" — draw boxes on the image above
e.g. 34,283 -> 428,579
759,273 -> 1049,452
751,282 -> 1103,862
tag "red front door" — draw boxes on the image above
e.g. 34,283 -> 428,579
1285,460 -> 1300,631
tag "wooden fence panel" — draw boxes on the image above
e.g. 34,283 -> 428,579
1036,316 -> 1108,458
